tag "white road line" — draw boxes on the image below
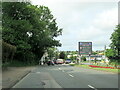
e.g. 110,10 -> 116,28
58,68 -> 61,70
13,73 -> 30,88
88,85 -> 97,90
69,74 -> 74,77
36,72 -> 40,73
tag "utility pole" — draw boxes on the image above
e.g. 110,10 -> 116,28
104,45 -> 106,61
104,45 -> 109,65
103,45 -> 106,63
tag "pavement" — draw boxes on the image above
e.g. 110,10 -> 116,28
2,66 -> 36,88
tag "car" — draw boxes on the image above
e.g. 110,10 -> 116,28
47,60 -> 54,66
65,59 -> 71,64
56,59 -> 64,64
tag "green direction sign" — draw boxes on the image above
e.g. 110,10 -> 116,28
79,42 -> 92,55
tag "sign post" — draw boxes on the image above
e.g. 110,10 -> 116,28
78,42 -> 92,64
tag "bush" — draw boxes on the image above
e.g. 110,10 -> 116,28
15,51 -> 36,64
2,41 -> 16,63
81,56 -> 86,61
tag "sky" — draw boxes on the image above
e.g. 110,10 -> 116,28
31,0 -> 119,51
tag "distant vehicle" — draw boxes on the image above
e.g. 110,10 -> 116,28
65,59 -> 71,64
47,60 -> 54,66
56,59 -> 64,64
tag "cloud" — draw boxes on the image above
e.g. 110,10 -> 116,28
56,6 -> 118,51
31,0 -> 118,51
31,0 -> 119,4
93,8 -> 118,30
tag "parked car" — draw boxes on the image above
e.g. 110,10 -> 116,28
65,59 -> 71,64
56,59 -> 64,64
47,60 -> 54,66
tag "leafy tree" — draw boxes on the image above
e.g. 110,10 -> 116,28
81,56 -> 86,61
92,51 -> 97,55
110,25 -> 120,62
59,51 -> 66,59
2,2 -> 35,63
2,2 -> 62,64
105,49 -> 116,60
47,47 -> 58,60
70,55 -> 77,61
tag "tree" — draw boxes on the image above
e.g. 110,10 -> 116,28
2,2 -> 36,63
105,49 -> 116,60
110,24 -> 120,62
92,51 -> 97,55
59,51 -> 66,59
47,47 -> 58,60
81,56 -> 86,61
2,2 -> 62,64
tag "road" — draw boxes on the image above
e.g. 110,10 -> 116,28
12,64 -> 119,89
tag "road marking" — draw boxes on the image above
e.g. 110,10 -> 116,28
88,85 -> 97,90
58,68 -> 61,70
62,70 -> 65,72
36,72 -> 40,73
69,74 -> 74,77
12,73 -> 30,88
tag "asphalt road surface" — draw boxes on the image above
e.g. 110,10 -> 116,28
12,64 -> 119,89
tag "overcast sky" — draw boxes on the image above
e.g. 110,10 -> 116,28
31,0 -> 119,51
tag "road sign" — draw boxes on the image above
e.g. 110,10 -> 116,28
78,42 -> 92,55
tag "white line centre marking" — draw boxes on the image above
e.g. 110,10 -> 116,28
36,72 -> 40,73
69,74 -> 74,77
88,85 -> 97,90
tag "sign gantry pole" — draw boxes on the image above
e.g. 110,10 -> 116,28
89,53 -> 91,65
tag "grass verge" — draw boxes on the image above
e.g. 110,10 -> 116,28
75,64 -> 120,74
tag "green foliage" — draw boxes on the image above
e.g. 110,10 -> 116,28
3,60 -> 36,67
105,49 -> 116,59
69,63 -> 76,66
70,55 -> 73,60
69,55 -> 77,61
81,56 -> 86,61
110,25 -> 120,57
2,41 -> 16,63
92,51 -> 97,55
2,2 -> 62,66
47,47 -> 58,60
59,51 -> 66,59
109,25 -> 120,63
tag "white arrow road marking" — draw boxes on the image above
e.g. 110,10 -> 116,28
88,85 -> 98,90
69,74 -> 74,77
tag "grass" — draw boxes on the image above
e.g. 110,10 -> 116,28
91,67 -> 119,73
69,63 -> 76,66
75,64 -> 120,74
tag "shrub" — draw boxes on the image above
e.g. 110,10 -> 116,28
2,41 -> 16,63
